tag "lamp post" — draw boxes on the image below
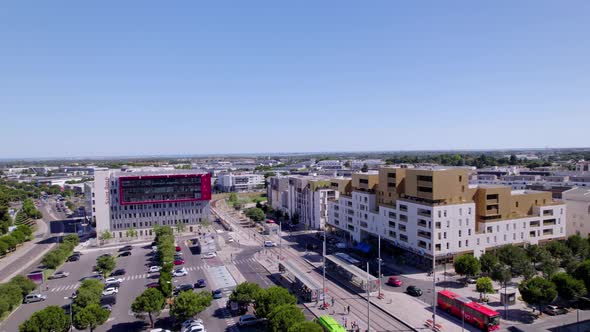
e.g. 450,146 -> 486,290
322,229 -> 327,309
366,262 -> 371,332
64,293 -> 75,331
378,235 -> 382,297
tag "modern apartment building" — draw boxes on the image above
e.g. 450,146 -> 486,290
563,188 -> 590,237
90,169 -> 212,240
216,173 -> 265,192
327,167 -> 566,267
267,175 -> 338,230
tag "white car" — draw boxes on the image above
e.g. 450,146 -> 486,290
202,252 -> 217,259
105,277 -> 123,284
102,287 -> 119,296
181,319 -> 204,332
227,237 -> 234,243
150,329 -> 171,332
173,267 -> 188,277
264,241 -> 276,247
149,266 -> 161,273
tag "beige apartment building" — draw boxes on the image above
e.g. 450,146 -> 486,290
327,166 -> 565,267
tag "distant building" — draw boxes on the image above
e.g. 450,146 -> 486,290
563,188 -> 590,237
576,161 -> 590,172
90,169 -> 211,240
217,173 -> 264,192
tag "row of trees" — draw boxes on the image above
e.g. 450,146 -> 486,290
245,207 -> 266,222
454,235 -> 590,309
0,224 -> 33,255
229,282 -> 323,332
42,234 -> 79,269
383,153 -> 554,169
0,275 -> 37,321
18,198 -> 42,220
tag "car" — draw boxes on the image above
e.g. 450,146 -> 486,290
50,271 -> 70,279
102,287 -> 119,296
212,289 -> 223,299
119,251 -> 132,257
386,276 -> 402,287
149,266 -> 162,273
227,237 -> 234,243
100,295 -> 117,305
67,255 -> 80,262
543,305 -> 568,316
146,282 -> 159,288
175,246 -> 182,252
105,282 -> 120,290
202,252 -> 217,259
265,219 -> 276,224
24,294 -> 47,303
101,304 -> 113,311
150,329 -> 171,332
173,267 -> 188,277
466,277 -> 477,284
238,314 -> 264,327
81,274 -> 103,281
99,253 -> 112,258
174,259 -> 185,265
111,269 -> 126,276
174,255 -> 184,261
195,279 -> 206,288
187,326 -> 205,332
335,242 -> 347,249
105,277 -> 123,284
264,241 -> 276,247
119,245 -> 133,251
73,251 -> 82,256
181,319 -> 204,332
174,284 -> 194,294
406,285 -> 423,297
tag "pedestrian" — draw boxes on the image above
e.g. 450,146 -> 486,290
331,297 -> 335,308
347,305 -> 351,314
344,317 -> 347,328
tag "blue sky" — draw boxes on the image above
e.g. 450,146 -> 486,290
1,1 -> 588,158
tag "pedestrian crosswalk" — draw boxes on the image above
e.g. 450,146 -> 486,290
233,257 -> 258,266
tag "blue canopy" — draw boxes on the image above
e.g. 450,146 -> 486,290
354,243 -> 371,254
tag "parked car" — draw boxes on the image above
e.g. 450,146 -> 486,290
181,319 -> 204,332
119,251 -> 132,257
102,287 -> 119,296
105,283 -> 120,290
100,295 -> 117,305
212,289 -> 223,299
67,255 -> 80,262
174,284 -> 194,295
81,274 -> 103,281
150,329 -> 171,332
24,294 -> 47,303
50,271 -> 70,279
174,259 -> 185,265
173,267 -> 188,277
101,304 -> 113,311
105,277 -> 123,284
99,253 -> 112,258
149,266 -> 161,273
175,246 -> 182,252
238,314 -> 264,327
195,279 -> 206,288
406,285 -> 423,297
119,245 -> 133,251
543,305 -> 568,316
227,237 -> 234,243
146,282 -> 159,288
72,251 -> 82,256
466,277 -> 477,284
111,269 -> 126,276
264,241 -> 276,247
202,252 -> 217,259
386,276 -> 402,287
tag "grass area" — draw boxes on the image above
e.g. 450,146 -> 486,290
228,192 -> 266,207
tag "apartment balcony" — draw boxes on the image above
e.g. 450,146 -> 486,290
543,210 -> 554,216
543,229 -> 554,236
417,211 -> 432,218
417,241 -> 428,249
417,180 -> 433,188
417,220 -> 428,228
530,221 -> 540,228
485,208 -> 499,215
417,231 -> 431,239
360,222 -> 368,228
543,219 -> 557,226
486,199 -> 499,204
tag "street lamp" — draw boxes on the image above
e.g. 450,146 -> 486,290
64,293 -> 75,331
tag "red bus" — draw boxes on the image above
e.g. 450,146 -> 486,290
437,290 -> 500,331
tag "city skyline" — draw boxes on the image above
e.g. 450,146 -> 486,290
1,1 -> 589,158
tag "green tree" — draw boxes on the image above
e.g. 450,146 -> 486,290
159,271 -> 173,298
0,240 -> 8,255
245,207 -> 266,222
552,272 -> 587,301
230,282 -> 262,306
254,286 -> 297,318
74,279 -> 104,308
475,277 -> 495,300
125,228 -> 138,238
96,255 -> 116,276
361,163 -> 369,172
99,231 -> 112,241
2,235 -> 18,251
453,254 -> 480,278
496,245 -> 532,277
288,321 -> 323,332
545,241 -> 573,262
267,304 -> 305,332
16,224 -> 33,239
171,290 -> 213,322
574,260 -> 590,291
509,154 -> 518,165
73,303 -> 109,332
566,235 -> 590,260
41,250 -> 63,269
131,288 -> 165,328
19,305 -> 71,332
63,234 -> 80,247
10,275 -> 37,297
228,193 -> 238,203
0,282 -> 25,309
11,230 -> 26,244
519,277 -> 558,312
491,264 -> 512,289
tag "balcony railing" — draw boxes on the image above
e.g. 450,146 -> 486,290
417,211 -> 431,218
417,232 -> 431,239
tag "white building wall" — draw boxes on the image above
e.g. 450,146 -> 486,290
564,188 -> 590,237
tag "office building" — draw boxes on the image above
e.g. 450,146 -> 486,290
563,188 -> 590,237
216,173 -> 265,192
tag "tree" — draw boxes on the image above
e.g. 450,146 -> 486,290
19,305 -> 71,332
566,235 -> 589,260
0,282 -> 26,310
2,235 -> 17,251
519,277 -> 558,312
496,245 -> 532,277
475,277 -> 495,300
509,154 -> 518,165
552,272 -> 587,301
267,304 -> 305,332
545,241 -> 573,263
361,163 -> 369,172
63,234 -> 80,247
0,240 -> 8,255
74,279 -> 104,308
288,321 -> 323,332
11,230 -> 26,244
16,224 -> 33,239
574,260 -> 590,291
171,290 -> 213,322
73,303 -> 109,332
131,288 -> 165,328
491,264 -> 512,289
99,231 -> 112,241
228,193 -> 238,203
96,255 -> 116,276
245,208 -> 266,222
254,286 -> 297,318
453,254 -> 480,278
159,271 -> 173,297
125,228 -> 138,238
10,275 -> 37,297
230,282 -> 262,306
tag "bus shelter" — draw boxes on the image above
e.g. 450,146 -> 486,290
325,254 -> 379,293
279,260 -> 324,303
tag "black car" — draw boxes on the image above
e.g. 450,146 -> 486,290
67,255 -> 80,262
105,282 -> 120,289
406,285 -> 423,297
100,295 -> 117,306
174,284 -> 194,295
119,251 -> 132,257
111,269 -> 126,276
119,245 -> 133,252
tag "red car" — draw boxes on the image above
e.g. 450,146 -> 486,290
174,259 -> 185,265
146,282 -> 159,288
265,219 -> 276,224
386,277 -> 402,287
175,246 -> 182,252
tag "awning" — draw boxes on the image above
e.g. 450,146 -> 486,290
354,243 -> 371,254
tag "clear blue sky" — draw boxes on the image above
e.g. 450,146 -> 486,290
1,1 -> 588,158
